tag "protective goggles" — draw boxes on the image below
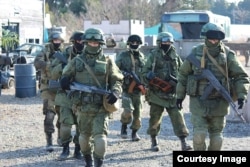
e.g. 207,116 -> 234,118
161,37 -> 172,42
84,33 -> 103,40
51,33 -> 61,39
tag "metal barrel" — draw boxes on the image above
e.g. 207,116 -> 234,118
14,64 -> 37,98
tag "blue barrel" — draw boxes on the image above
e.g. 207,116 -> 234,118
0,70 -> 2,96
14,64 -> 37,98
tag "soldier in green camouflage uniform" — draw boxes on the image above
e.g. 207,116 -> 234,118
176,22 -> 250,151
116,34 -> 146,141
34,31 -> 64,152
51,31 -> 85,160
142,32 -> 192,152
60,28 -> 123,167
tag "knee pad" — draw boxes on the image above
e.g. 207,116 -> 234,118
79,134 -> 92,155
121,110 -> 132,124
44,110 -> 55,133
193,133 -> 206,150
94,134 -> 107,158
208,133 -> 223,151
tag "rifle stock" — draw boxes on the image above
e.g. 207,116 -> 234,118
123,71 -> 146,95
149,77 -> 176,93
186,54 -> 246,123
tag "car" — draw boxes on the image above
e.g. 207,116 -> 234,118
8,43 -> 44,66
1,43 -> 44,89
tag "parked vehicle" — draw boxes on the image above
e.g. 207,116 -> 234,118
0,56 -> 14,89
8,43 -> 44,67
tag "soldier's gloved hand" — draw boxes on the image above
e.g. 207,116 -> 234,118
62,63 -> 66,69
238,98 -> 244,109
176,99 -> 183,109
107,91 -> 119,104
60,76 -> 71,90
146,71 -> 155,80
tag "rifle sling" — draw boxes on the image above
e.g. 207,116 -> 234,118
204,46 -> 230,92
204,47 -> 227,77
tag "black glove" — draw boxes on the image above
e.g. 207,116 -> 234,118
106,91 -> 119,104
238,98 -> 244,109
60,76 -> 71,90
146,71 -> 155,80
176,99 -> 183,109
62,63 -> 66,69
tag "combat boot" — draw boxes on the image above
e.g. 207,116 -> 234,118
131,130 -> 140,141
151,135 -> 160,151
94,157 -> 103,167
73,144 -> 82,159
179,136 -> 192,151
58,142 -> 70,160
84,154 -> 93,167
120,124 -> 128,139
45,132 -> 54,152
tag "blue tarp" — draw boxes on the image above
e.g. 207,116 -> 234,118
144,23 -> 182,40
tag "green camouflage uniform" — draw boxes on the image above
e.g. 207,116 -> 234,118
52,46 -> 80,146
116,50 -> 145,131
142,46 -> 189,138
176,42 -> 249,150
34,42 -> 63,148
62,49 -> 123,159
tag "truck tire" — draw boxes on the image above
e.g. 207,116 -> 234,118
3,77 -> 15,89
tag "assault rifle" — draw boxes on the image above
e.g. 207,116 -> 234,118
69,82 -> 112,95
53,52 -> 68,64
147,73 -> 177,93
186,54 -> 246,123
122,71 -> 146,95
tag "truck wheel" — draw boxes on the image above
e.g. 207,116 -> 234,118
3,77 -> 15,89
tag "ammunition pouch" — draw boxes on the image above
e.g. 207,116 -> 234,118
186,75 -> 198,96
81,94 -> 103,104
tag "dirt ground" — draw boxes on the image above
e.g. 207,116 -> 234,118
0,55 -> 250,167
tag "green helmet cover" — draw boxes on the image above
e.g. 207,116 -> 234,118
49,31 -> 64,42
83,28 -> 105,44
157,32 -> 174,43
200,23 -> 225,40
69,31 -> 84,42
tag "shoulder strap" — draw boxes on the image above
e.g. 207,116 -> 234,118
205,47 -> 227,77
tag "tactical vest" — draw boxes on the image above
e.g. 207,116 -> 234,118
186,44 -> 233,98
118,51 -> 145,91
148,48 -> 180,100
73,53 -> 108,104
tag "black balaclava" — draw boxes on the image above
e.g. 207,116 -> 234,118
53,43 -> 61,51
160,44 -> 171,53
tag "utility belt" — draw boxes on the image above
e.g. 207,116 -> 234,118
81,93 -> 103,104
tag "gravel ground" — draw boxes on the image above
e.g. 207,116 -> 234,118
1,56 -> 250,167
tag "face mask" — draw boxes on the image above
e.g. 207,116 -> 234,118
160,44 -> 171,52
74,42 -> 84,52
129,44 -> 139,50
85,44 -> 101,55
53,43 -> 61,50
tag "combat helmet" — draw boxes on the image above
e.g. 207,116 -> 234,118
49,31 -> 64,42
127,35 -> 142,45
200,22 -> 225,40
83,28 -> 105,44
69,31 -> 84,43
157,32 -> 174,44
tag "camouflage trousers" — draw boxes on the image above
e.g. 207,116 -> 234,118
147,103 -> 189,137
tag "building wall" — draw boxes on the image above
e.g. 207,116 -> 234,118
84,20 -> 145,45
0,0 -> 43,46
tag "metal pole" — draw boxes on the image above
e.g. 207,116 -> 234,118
43,0 -> 45,43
